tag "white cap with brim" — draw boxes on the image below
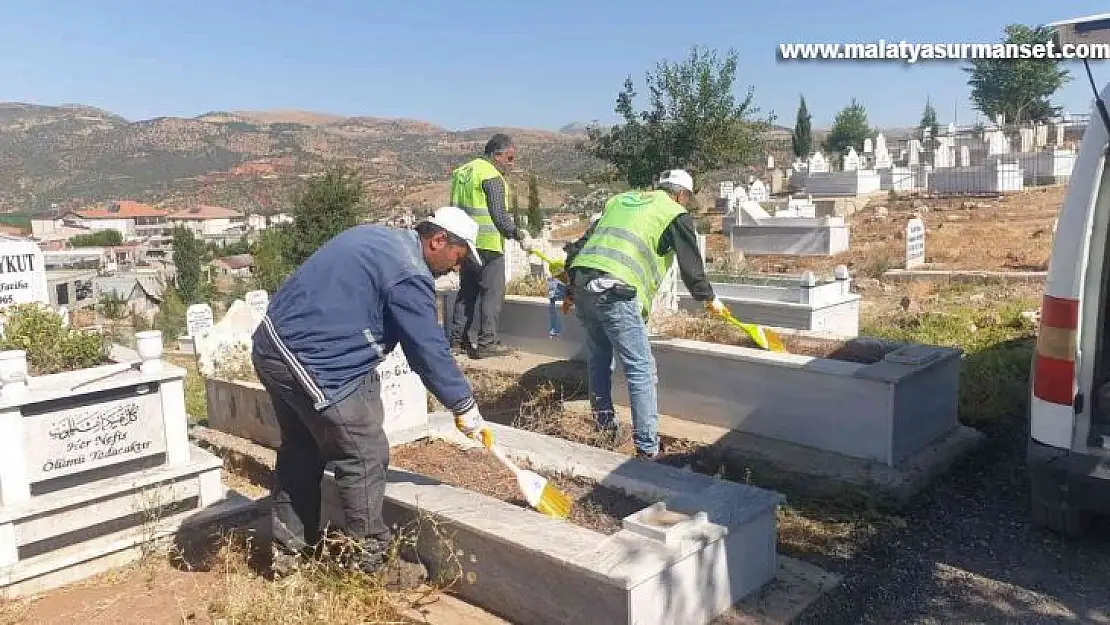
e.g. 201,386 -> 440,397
423,206 -> 483,266
658,169 -> 694,193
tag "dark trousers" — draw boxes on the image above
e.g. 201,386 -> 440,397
251,331 -> 391,562
451,249 -> 506,349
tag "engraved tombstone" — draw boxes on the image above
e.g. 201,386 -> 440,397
373,346 -> 430,435
245,290 -> 269,317
905,217 -> 926,269
186,303 -> 214,338
0,240 -> 48,308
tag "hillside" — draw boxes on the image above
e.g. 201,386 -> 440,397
0,103 -> 603,214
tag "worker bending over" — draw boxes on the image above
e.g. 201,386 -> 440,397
251,207 -> 492,580
564,170 -> 725,460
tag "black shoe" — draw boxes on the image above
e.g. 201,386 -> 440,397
468,343 -> 513,359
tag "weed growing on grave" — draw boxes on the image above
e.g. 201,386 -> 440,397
506,274 -> 548,297
863,296 -> 1038,427
0,304 -> 111,374
169,510 -> 462,625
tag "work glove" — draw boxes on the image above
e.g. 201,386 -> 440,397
705,297 -> 728,318
454,405 -> 493,447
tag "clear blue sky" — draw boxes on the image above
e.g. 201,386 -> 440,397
0,1 -> 1106,131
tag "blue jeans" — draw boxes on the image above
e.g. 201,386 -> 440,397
573,286 -> 659,455
548,298 -> 563,336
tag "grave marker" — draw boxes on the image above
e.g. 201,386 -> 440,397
186,303 -> 214,337
25,390 -> 168,482
372,346 -> 430,434
245,290 -> 269,317
0,240 -> 48,307
905,217 -> 926,268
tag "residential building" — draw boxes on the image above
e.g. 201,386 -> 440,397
170,205 -> 247,238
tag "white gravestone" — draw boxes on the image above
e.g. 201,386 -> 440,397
843,147 -> 861,171
748,180 -> 769,202
907,140 -> 922,166
960,145 -> 971,167
372,346 -> 430,435
245,290 -> 269,317
186,303 -> 214,338
1019,127 -> 1034,153
0,240 -> 48,307
905,217 -> 926,269
874,133 -> 892,169
1035,123 -> 1048,148
864,138 -> 873,154
807,152 -> 829,173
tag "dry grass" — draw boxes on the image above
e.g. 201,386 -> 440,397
651,311 -> 898,363
726,185 -> 1064,276
505,274 -> 549,297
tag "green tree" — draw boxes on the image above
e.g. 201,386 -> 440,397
69,229 -> 123,247
822,98 -> 871,162
252,227 -> 292,293
964,24 -> 1070,125
286,164 -> 369,267
526,174 -> 543,236
791,95 -> 812,159
510,187 -> 525,232
580,46 -> 773,189
171,225 -> 205,305
919,97 -> 940,143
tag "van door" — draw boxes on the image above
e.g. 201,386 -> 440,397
1079,155 -> 1110,451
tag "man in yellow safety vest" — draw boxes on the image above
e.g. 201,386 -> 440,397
565,169 -> 726,460
448,133 -> 535,359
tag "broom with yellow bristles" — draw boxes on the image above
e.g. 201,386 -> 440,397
464,426 -> 573,519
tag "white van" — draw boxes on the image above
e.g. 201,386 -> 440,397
1028,15 -> 1110,536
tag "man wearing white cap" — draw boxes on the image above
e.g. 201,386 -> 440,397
565,170 -> 726,460
251,206 -> 494,581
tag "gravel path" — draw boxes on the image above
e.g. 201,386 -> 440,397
794,422 -> 1110,624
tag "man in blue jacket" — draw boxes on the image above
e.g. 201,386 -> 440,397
251,206 -> 492,581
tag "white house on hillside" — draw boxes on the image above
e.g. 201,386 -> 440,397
170,205 -> 247,238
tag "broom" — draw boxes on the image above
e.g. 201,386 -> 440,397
469,427 -> 573,519
712,307 -> 787,353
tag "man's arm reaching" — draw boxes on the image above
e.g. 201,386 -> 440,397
658,213 -> 716,302
384,276 -> 475,414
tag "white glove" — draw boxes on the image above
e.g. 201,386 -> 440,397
454,405 -> 492,447
706,297 -> 728,317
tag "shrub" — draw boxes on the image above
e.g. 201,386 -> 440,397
506,275 -> 549,297
0,304 -> 111,375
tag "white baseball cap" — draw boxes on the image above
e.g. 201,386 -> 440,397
423,206 -> 482,266
658,169 -> 694,193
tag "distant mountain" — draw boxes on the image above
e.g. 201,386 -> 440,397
0,104 -> 604,213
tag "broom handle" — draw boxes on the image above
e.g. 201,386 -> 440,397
484,438 -> 523,475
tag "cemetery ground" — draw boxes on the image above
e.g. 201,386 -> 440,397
7,186 -> 1110,624
707,185 -> 1065,278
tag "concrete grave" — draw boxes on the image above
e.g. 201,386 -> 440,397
197,412 -> 783,625
927,160 -> 1023,194
205,344 -> 430,449
679,268 -> 861,338
863,138 -> 873,154
450,295 -> 965,467
730,216 -> 850,256
795,169 -> 880,196
0,331 -> 237,597
905,217 -> 926,269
